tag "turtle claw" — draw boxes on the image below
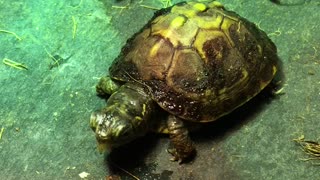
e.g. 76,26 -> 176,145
167,115 -> 196,163
166,148 -> 180,162
166,147 -> 195,164
166,149 -> 182,163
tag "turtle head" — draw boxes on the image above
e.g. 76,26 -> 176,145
90,83 -> 155,152
90,111 -> 138,152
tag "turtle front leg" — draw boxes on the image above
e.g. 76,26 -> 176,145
167,115 -> 195,163
96,76 -> 121,97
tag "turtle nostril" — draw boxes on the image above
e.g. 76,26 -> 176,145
97,128 -> 108,139
90,111 -> 107,129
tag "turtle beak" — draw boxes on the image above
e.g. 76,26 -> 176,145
90,112 -> 112,153
94,128 -> 113,153
96,136 -> 114,153
96,140 -> 112,153
97,142 -> 107,153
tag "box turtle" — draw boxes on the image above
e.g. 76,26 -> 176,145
90,1 -> 279,162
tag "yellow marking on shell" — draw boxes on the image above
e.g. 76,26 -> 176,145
193,30 -> 226,61
218,88 -> 226,95
259,65 -> 277,90
170,16 -> 186,28
135,116 -> 143,121
192,3 -> 207,12
237,21 -> 241,33
242,70 -> 249,81
218,70 -> 249,95
193,14 -> 223,29
142,104 -> 146,116
257,45 -> 263,55
260,81 -> 269,90
115,125 -> 125,137
160,129 -> 169,134
119,105 -> 128,115
172,6 -> 196,18
105,102 -> 119,112
205,89 -> 212,97
149,42 -> 162,58
156,126 -> 169,134
152,28 -> 179,47
172,2 -> 208,18
155,1 -> 234,50
220,18 -> 238,47
208,1 -> 224,8
272,65 -> 277,75
152,13 -> 199,47
238,70 -> 249,87
221,14 -> 239,29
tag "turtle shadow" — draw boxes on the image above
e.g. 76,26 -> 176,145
192,85 -> 281,143
104,133 -> 160,175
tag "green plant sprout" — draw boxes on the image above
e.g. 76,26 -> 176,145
0,29 -> 22,41
72,16 -> 77,39
0,128 -> 4,140
294,135 -> 320,165
2,58 -> 28,70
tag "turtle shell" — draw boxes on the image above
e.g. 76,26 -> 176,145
109,1 -> 278,122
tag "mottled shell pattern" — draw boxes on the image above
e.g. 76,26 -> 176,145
109,1 -> 278,122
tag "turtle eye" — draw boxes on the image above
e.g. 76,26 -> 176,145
122,131 -> 130,137
118,127 -> 133,138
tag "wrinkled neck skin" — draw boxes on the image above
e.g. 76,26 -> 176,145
91,82 -> 156,151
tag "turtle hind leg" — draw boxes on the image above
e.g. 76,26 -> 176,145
96,76 -> 122,97
265,69 -> 285,96
167,115 -> 195,163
